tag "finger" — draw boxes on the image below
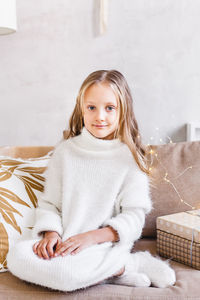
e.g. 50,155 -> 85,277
54,241 -> 66,256
55,239 -> 62,251
37,243 -> 48,259
32,242 -> 39,253
54,243 -> 73,256
61,244 -> 80,256
54,242 -> 63,255
37,246 -> 43,259
40,244 -> 50,259
53,240 -> 62,256
54,246 -> 65,256
47,240 -> 56,257
71,247 -> 83,255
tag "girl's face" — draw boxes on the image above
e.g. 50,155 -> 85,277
83,82 -> 119,140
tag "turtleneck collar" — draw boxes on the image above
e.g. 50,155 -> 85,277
70,126 -> 124,152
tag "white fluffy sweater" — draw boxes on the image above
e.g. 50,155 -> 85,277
7,126 -> 153,292
32,126 -> 152,250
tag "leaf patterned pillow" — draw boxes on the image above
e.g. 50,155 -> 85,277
0,151 -> 53,273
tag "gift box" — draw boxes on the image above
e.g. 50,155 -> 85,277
156,210 -> 200,270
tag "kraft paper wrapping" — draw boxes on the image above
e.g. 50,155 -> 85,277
156,210 -> 200,243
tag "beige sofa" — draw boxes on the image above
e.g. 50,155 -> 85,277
0,140 -> 200,299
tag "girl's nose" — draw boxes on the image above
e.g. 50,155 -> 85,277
96,109 -> 105,121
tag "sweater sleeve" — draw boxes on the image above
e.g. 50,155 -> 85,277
101,162 -> 152,246
32,144 -> 63,239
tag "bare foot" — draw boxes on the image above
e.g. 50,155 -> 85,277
114,266 -> 125,277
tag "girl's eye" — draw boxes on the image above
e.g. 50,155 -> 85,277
88,106 -> 95,110
87,106 -> 115,111
107,106 -> 115,111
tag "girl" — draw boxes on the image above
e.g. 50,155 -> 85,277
7,70 -> 176,292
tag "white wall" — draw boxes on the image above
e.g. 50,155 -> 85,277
0,0 -> 199,146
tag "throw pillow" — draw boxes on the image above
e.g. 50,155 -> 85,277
0,151 -> 53,272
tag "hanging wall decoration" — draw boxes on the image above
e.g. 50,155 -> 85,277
99,0 -> 108,35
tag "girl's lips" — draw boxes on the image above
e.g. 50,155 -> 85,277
94,125 -> 107,128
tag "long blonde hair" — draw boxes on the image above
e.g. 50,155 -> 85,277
63,70 -> 150,176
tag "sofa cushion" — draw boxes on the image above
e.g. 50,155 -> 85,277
0,152 -> 52,272
143,140 -> 200,237
0,146 -> 54,159
0,238 -> 199,299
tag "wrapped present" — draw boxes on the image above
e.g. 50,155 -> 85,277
156,210 -> 200,270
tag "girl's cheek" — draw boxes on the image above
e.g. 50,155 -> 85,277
110,114 -> 117,121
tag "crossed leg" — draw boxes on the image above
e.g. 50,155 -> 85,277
7,239 -> 129,291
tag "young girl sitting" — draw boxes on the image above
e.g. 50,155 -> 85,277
7,70 -> 176,292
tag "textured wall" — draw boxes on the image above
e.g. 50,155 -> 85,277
0,0 -> 200,146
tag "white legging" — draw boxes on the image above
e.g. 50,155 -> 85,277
7,238 -> 130,292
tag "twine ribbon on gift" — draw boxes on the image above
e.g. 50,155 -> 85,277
190,228 -> 195,266
185,210 -> 200,267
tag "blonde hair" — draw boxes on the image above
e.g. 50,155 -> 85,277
64,70 -> 150,176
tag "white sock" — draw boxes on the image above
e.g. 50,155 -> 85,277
107,251 -> 176,288
107,253 -> 151,287
133,251 -> 176,288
